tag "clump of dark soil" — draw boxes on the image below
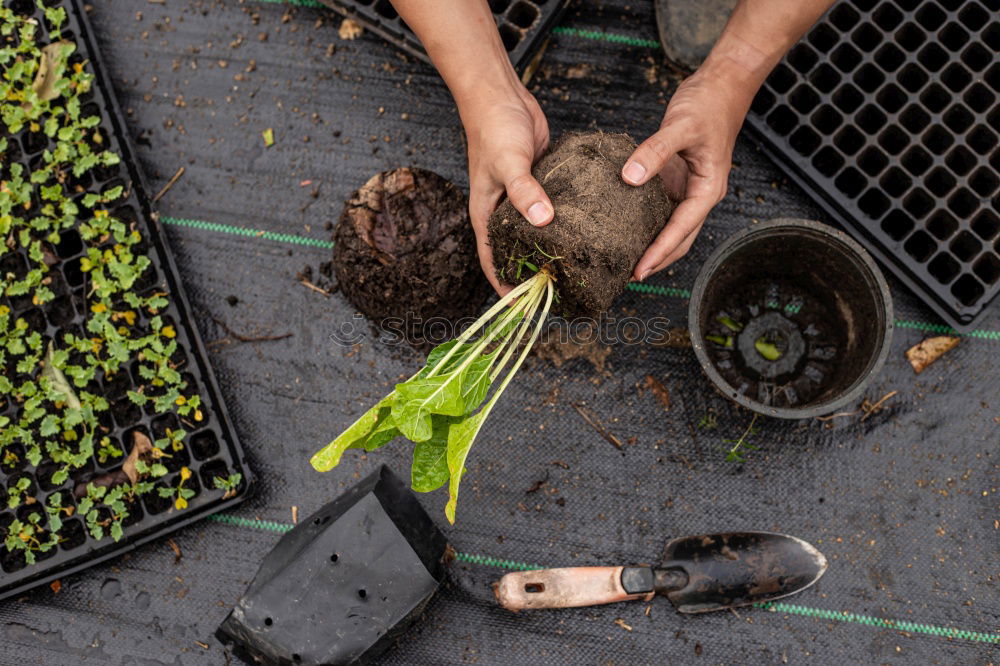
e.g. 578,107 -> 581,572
488,132 -> 675,317
333,168 -> 489,342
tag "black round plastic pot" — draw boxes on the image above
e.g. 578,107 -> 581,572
689,219 -> 893,419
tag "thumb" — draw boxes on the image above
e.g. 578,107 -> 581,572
622,126 -> 679,186
496,155 -> 554,227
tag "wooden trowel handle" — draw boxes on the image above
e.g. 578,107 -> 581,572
494,567 -> 654,611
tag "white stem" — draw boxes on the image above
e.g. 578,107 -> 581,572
479,278 -> 554,422
426,273 -> 542,377
488,275 -> 548,382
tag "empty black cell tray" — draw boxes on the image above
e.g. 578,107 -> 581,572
746,0 -> 1000,330
317,0 -> 570,73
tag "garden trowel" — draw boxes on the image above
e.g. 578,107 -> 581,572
494,531 -> 827,614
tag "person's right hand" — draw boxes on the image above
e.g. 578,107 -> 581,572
462,82 -> 552,296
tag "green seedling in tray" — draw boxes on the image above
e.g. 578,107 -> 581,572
0,2 -> 236,566
312,268 -> 556,523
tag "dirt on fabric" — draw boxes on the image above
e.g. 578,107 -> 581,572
332,167 -> 490,343
488,132 -> 675,317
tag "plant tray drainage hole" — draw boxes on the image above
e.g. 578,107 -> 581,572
704,282 -> 840,408
498,23 -> 521,51
902,146 -> 933,176
506,1 -> 538,29
973,254 -> 1000,285
971,210 -> 1000,241
927,210 -> 958,240
952,274 -> 985,306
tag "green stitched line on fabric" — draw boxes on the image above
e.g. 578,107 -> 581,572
453,551 -> 541,571
200,515 -> 1000,644
624,282 -> 691,299
206,513 -> 294,533
161,216 -> 335,249
550,26 -> 660,49
161,215 -> 1000,341
757,602 -> 1000,644
893,318 -> 1000,340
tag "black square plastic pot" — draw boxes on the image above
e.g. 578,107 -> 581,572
217,465 -> 447,666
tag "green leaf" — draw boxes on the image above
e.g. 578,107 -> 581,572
716,316 -> 743,332
39,414 -> 60,437
444,410 -> 490,524
410,417 -> 453,493
310,393 -> 396,472
458,352 -> 495,413
392,369 -> 470,442
754,338 -> 782,361
705,334 -> 733,348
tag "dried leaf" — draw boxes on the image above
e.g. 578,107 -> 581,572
122,430 -> 154,485
49,579 -> 61,594
32,41 -> 73,102
167,538 -> 182,564
905,336 -> 959,374
262,128 -> 274,147
42,342 -> 81,410
338,18 -> 363,40
644,375 -> 671,411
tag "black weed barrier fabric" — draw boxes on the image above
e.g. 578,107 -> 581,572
1,1 -> 996,664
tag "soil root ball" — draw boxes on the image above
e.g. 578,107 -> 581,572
488,132 -> 675,317
333,168 -> 489,343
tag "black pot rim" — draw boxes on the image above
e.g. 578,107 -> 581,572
688,218 -> 894,420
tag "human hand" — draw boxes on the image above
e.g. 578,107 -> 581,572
462,83 -> 552,296
621,65 -> 754,281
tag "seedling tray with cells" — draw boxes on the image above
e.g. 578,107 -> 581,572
744,0 -> 1000,331
316,0 -> 570,73
0,0 -> 251,600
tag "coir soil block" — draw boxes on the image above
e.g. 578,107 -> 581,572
333,168 -> 489,343
488,132 -> 675,317
0,0 -> 251,600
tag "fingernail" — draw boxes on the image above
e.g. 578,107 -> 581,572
639,269 -> 650,282
622,161 -> 646,184
527,202 -> 549,226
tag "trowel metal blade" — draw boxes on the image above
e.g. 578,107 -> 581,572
660,531 -> 828,614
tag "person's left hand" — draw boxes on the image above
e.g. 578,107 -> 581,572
620,65 -> 753,280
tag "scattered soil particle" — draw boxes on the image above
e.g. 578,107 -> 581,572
644,374 -> 671,411
338,18 -> 363,40
488,132 -> 675,317
534,331 -> 611,373
650,327 -> 691,348
905,335 -> 959,374
332,168 -> 489,344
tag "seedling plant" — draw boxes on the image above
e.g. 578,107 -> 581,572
0,3 -> 235,570
312,267 -> 556,522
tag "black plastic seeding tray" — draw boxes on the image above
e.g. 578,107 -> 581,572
0,0 -> 251,599
745,0 -> 999,331
317,0 -> 570,73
